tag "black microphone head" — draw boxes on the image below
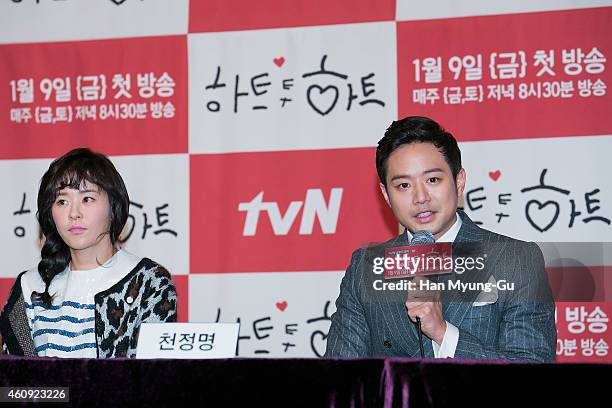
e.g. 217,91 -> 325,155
410,230 -> 434,245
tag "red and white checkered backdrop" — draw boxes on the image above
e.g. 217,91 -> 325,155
1,0 -> 611,361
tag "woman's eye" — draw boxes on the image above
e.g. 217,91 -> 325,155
83,196 -> 95,203
55,199 -> 66,206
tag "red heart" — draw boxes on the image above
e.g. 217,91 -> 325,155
273,57 -> 285,67
276,301 -> 288,311
489,170 -> 501,181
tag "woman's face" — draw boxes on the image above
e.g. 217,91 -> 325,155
51,180 -> 112,256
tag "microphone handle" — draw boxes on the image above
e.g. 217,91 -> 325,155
416,317 -> 425,358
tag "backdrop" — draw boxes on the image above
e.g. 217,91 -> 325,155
1,0 -> 610,361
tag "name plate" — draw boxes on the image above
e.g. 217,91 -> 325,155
136,323 -> 240,359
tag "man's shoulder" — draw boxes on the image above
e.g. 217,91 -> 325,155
458,210 -> 535,248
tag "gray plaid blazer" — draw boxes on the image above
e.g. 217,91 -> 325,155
325,210 -> 556,361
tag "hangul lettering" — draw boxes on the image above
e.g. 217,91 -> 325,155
413,57 -> 442,83
159,332 -> 176,351
36,106 -> 53,124
136,103 -> 147,119
150,101 -> 164,119
518,82 -> 540,100
178,333 -> 196,351
423,57 -> 442,83
462,85 -> 482,103
413,88 -> 440,105
559,81 -> 574,98
77,75 -> 107,101
246,73 -> 271,110
53,106 -> 72,123
501,83 -> 515,100
112,73 -> 132,99
137,72 -> 156,98
556,338 -> 577,356
490,51 -> 526,79
198,333 -> 216,351
533,50 -> 556,77
487,84 -> 502,101
425,88 -> 440,104
583,47 -> 606,74
75,105 -> 97,121
155,72 -> 175,97
204,66 -> 227,112
10,108 -> 33,124
566,306 -> 587,334
443,86 -> 462,104
11,79 -> 34,103
592,79 -> 607,96
448,54 -> 482,81
578,79 -> 593,97
586,306 -> 608,333
581,338 -> 595,356
562,48 -> 585,76
40,77 -> 71,102
163,101 -> 175,118
412,88 -> 427,104
594,339 -> 609,357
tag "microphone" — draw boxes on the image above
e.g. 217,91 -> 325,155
409,231 -> 435,358
410,230 -> 434,245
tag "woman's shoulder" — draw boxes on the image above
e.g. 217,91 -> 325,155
136,258 -> 172,280
20,266 -> 45,293
117,250 -> 172,281
19,265 -> 69,302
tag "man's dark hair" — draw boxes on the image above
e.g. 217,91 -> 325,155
376,116 -> 462,187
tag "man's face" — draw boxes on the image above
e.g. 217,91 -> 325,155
379,142 -> 465,240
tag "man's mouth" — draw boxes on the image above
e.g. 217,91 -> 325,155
415,211 -> 435,223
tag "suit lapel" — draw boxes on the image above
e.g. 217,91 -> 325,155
442,210 -> 505,328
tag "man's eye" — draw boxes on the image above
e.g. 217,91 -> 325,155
398,182 -> 410,189
428,177 -> 439,183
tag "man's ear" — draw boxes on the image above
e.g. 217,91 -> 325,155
379,182 -> 391,207
455,168 -> 466,198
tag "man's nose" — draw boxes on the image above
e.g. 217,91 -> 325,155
413,182 -> 431,204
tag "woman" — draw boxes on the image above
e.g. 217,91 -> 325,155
0,148 -> 177,358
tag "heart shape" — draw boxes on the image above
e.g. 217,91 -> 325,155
310,330 -> 328,357
276,301 -> 288,312
525,200 -> 560,232
306,85 -> 339,116
488,170 -> 501,181
273,57 -> 285,67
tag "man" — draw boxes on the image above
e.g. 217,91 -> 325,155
325,116 -> 556,360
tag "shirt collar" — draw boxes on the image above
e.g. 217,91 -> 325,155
405,212 -> 462,243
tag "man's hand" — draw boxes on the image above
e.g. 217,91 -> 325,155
405,276 -> 446,344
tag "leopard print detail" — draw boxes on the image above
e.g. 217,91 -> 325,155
95,258 -> 177,358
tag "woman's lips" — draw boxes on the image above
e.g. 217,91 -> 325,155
415,211 -> 435,224
68,227 -> 87,234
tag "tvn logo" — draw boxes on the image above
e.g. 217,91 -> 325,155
238,188 -> 343,236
